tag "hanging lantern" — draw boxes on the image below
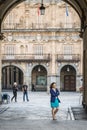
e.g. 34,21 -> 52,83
40,0 -> 45,15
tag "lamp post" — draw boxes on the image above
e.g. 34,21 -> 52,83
67,66 -> 70,72
40,0 -> 45,15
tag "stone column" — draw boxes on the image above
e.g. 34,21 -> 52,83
28,63 -> 32,91
0,19 -> 3,103
7,67 -> 9,88
83,24 -> 87,107
51,32 -> 56,75
3,69 -> 5,89
0,40 -> 2,103
49,32 -> 58,86
51,2 -> 56,27
24,63 -> 31,91
16,68 -> 19,84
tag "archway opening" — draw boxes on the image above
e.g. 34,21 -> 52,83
60,65 -> 76,91
32,65 -> 47,91
2,65 -> 23,90
1,0 -> 82,93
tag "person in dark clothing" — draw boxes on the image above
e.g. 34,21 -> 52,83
32,83 -> 36,91
22,83 -> 29,102
11,82 -> 18,102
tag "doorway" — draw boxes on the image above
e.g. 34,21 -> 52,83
60,65 -> 76,91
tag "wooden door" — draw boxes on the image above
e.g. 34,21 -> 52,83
64,75 -> 76,91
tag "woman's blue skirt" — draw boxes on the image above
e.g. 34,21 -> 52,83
51,98 -> 59,108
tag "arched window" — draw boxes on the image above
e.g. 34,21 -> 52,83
25,45 -> 28,53
20,45 -> 24,54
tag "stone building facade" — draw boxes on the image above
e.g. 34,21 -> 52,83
1,1 -> 83,92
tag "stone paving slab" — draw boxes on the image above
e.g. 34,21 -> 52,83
0,106 -> 9,114
0,91 -> 81,121
0,91 -> 85,130
0,119 -> 87,130
71,107 -> 87,120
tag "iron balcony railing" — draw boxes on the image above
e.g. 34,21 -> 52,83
2,54 -> 51,62
2,22 -> 80,30
56,54 -> 80,62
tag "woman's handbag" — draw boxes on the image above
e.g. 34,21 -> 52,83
58,97 -> 61,103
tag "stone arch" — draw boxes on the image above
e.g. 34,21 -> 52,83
2,64 -> 24,90
31,64 -> 47,91
0,0 -> 86,27
2,63 -> 25,74
58,63 -> 78,76
57,63 -> 81,91
60,64 -> 76,91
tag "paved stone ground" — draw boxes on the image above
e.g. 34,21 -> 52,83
0,91 -> 87,130
0,119 -> 87,130
0,91 -> 82,120
71,106 -> 87,120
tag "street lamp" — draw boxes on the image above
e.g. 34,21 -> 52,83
38,66 -> 41,72
40,0 -> 45,15
67,66 -> 70,72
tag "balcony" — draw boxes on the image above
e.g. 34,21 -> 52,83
2,22 -> 80,32
2,54 -> 51,62
56,54 -> 80,62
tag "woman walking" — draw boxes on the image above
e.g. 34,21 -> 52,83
11,82 -> 18,102
50,82 -> 60,120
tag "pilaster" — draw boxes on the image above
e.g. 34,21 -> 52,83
51,32 -> 56,75
83,20 -> 87,106
0,40 -> 2,103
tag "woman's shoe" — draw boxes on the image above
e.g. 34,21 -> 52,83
53,118 -> 57,120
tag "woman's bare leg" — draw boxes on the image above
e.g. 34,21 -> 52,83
54,108 -> 58,115
52,108 -> 58,120
52,108 -> 55,120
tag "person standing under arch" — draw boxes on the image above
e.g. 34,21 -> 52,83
22,82 -> 29,102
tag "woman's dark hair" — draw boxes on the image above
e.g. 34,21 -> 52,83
50,82 -> 56,89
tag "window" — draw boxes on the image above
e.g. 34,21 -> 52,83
20,45 -> 24,54
34,44 -> 43,55
63,45 -> 73,60
63,45 -> 73,55
5,45 -> 15,55
36,76 -> 47,86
